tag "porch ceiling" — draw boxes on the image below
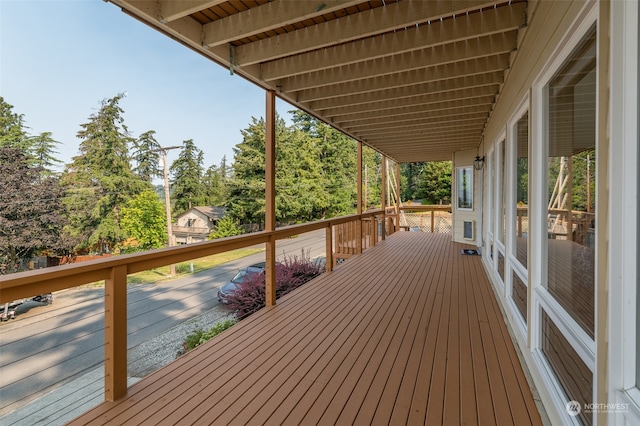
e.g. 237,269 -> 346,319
108,0 -> 528,163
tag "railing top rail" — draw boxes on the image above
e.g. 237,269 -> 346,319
0,211 -> 383,303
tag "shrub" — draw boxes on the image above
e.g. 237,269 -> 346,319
183,317 -> 237,352
226,252 -> 323,319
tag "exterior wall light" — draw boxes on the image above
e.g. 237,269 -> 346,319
474,155 -> 485,170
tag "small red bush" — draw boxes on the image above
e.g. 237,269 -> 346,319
226,253 -> 323,319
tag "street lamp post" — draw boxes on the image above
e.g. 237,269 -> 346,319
158,145 -> 181,276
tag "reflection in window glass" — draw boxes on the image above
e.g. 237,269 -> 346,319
512,271 -> 527,323
546,25 -> 596,338
457,167 -> 473,210
497,141 -> 506,243
541,311 -> 592,425
515,113 -> 529,268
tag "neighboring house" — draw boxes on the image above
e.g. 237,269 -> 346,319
172,206 -> 225,244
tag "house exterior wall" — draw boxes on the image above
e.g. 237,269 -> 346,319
173,210 -> 214,244
475,1 -> 638,424
451,148 -> 480,244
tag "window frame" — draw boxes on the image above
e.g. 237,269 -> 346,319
455,166 -> 474,211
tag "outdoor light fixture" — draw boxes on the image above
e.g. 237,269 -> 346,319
474,155 -> 485,170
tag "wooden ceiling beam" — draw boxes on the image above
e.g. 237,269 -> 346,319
264,30 -> 516,82
236,0 -> 513,66
203,0 -> 363,47
282,53 -> 510,93
311,84 -> 498,112
300,70 -> 503,104
352,119 -> 488,138
344,113 -> 489,134
158,0 -> 227,22
338,106 -> 490,129
249,2 -> 524,72
326,97 -> 495,125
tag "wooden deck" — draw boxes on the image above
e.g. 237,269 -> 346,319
69,233 -> 542,425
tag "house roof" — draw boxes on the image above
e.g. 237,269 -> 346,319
178,206 -> 226,220
106,0 -> 528,163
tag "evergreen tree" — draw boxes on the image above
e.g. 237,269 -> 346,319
227,117 -> 269,228
28,131 -> 62,178
132,130 -> 162,183
202,157 -> 229,207
207,215 -> 244,239
0,97 -> 29,151
62,93 -> 149,253
418,161 -> 452,204
170,139 -> 206,216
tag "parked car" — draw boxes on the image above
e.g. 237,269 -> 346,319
0,303 -> 18,321
217,262 -> 266,304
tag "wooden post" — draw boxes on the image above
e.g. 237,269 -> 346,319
381,155 -> 386,240
265,90 -> 276,306
431,209 -> 435,233
325,225 -> 333,272
395,163 -> 401,232
105,265 -> 127,401
356,142 -> 363,254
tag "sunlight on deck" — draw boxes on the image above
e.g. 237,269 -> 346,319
70,232 -> 542,425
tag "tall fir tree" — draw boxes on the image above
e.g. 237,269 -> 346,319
170,139 -> 206,216
62,93 -> 149,253
132,130 -> 162,183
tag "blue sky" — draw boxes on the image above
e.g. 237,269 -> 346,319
0,0 -> 291,172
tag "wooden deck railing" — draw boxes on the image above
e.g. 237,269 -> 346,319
0,209 -> 385,403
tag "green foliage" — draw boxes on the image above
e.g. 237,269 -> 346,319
202,156 -> 229,206
183,318 -> 237,352
132,130 -> 162,183
121,190 -> 167,251
0,148 -> 67,273
170,139 -> 207,216
208,215 -> 243,239
0,97 -> 29,151
62,94 -> 151,253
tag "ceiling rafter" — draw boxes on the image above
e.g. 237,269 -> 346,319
281,53 -> 510,93
337,106 -> 491,129
298,70 -> 504,104
315,83 -> 499,113
158,0 -> 227,23
203,0 -> 364,47
235,0 -> 501,66
243,1 -> 524,70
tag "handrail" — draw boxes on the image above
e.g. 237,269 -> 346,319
0,209 -> 385,401
0,209 -> 384,303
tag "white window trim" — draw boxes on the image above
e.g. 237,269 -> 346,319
455,166 -> 474,211
529,1 -> 598,423
610,0 -> 640,422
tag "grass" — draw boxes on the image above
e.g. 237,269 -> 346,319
126,248 -> 264,285
84,247 -> 264,287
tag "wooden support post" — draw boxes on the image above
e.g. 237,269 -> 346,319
395,163 -> 401,232
431,209 -> 435,233
356,142 -> 363,254
105,265 -> 127,401
265,90 -> 276,306
325,226 -> 333,273
381,156 -> 386,240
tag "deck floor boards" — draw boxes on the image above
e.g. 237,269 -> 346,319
69,233 -> 542,426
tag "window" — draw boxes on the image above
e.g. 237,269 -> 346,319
456,166 -> 473,210
545,25 -> 596,338
514,112 -> 529,268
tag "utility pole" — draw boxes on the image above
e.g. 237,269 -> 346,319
158,145 -> 181,276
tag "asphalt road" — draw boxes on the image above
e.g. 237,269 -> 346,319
0,230 -> 325,417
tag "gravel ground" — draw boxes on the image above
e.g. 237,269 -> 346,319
127,303 -> 234,378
